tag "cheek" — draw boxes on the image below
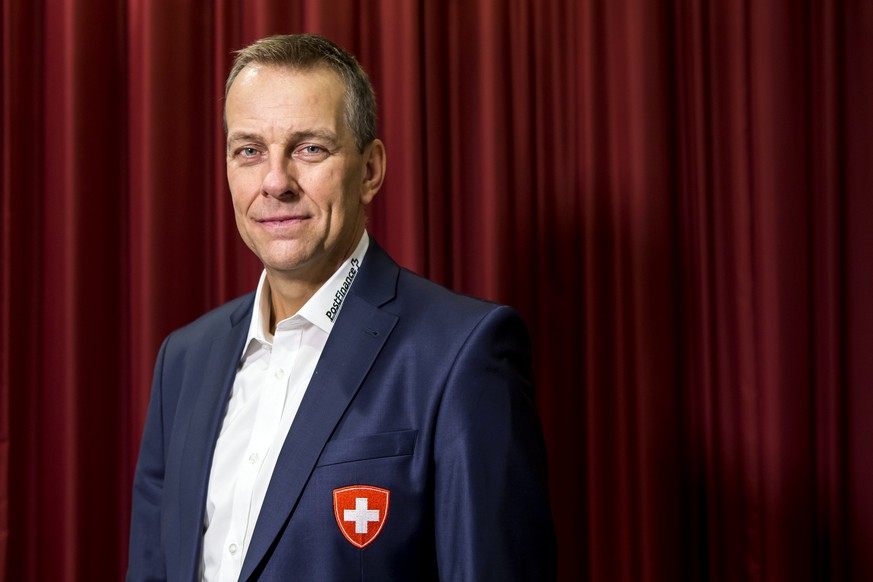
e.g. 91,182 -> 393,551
229,181 -> 260,215
303,164 -> 334,187
230,193 -> 249,221
228,167 -> 261,200
300,170 -> 342,210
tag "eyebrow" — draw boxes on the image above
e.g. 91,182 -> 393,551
226,131 -> 262,145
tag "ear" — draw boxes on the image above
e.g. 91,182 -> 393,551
360,139 -> 386,206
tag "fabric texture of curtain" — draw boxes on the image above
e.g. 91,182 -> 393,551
1,0 -> 871,580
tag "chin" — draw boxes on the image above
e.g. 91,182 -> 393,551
253,242 -> 310,268
260,255 -> 310,273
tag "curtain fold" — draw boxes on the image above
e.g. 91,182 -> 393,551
845,3 -> 873,580
2,0 -> 871,580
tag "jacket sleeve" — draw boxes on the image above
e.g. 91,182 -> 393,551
433,306 -> 556,581
127,336 -> 171,582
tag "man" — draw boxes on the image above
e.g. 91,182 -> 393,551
128,34 -> 555,581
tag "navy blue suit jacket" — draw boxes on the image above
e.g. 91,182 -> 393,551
127,241 -> 555,581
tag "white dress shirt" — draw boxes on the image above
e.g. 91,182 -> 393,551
201,233 -> 369,582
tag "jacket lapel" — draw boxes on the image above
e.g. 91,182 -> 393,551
240,241 -> 400,581
176,296 -> 253,580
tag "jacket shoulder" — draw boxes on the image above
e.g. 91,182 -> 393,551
390,267 -> 527,342
357,239 -> 513,324
395,267 -> 506,316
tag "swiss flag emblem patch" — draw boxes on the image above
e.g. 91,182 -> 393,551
333,485 -> 390,548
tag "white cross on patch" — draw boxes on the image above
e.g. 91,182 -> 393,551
344,497 -> 380,533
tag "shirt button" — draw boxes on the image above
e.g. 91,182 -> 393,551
249,453 -> 259,464
229,543 -> 238,555
274,368 -> 285,379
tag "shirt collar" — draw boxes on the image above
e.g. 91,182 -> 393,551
242,231 -> 370,352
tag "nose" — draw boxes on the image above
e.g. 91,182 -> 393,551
261,156 -> 298,199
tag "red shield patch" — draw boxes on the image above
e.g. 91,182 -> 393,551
333,485 -> 390,548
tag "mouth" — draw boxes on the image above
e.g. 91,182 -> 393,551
257,215 -> 309,226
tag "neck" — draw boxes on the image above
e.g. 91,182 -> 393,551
266,275 -> 318,332
265,230 -> 364,333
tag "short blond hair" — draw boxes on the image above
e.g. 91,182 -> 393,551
224,34 -> 377,152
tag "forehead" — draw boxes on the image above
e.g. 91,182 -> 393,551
225,64 -> 347,130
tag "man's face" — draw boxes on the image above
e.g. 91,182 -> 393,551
225,64 -> 383,283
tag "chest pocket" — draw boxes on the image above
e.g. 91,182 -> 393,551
315,429 -> 418,467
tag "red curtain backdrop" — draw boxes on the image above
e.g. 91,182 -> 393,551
2,0 -> 872,580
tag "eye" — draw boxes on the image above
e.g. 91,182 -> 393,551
229,145 -> 262,161
295,144 -> 330,161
